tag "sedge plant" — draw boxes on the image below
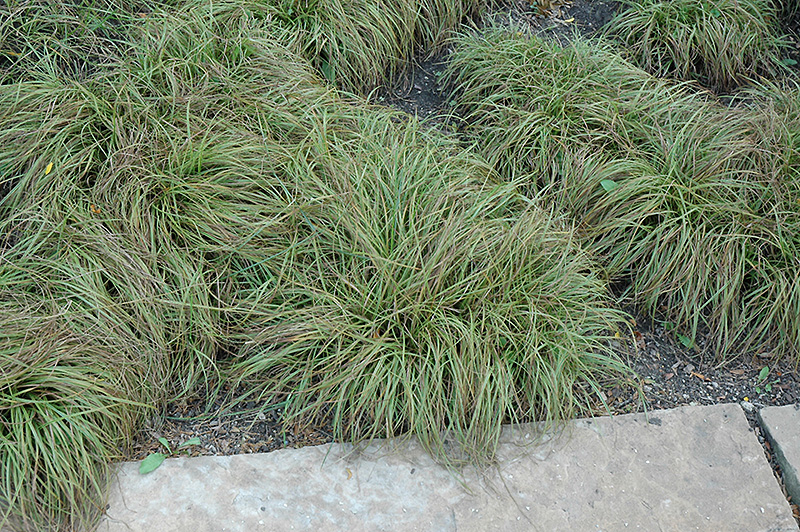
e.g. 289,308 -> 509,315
225,104 -> 633,466
181,0 -> 485,93
603,0 -> 790,92
444,29 -> 800,362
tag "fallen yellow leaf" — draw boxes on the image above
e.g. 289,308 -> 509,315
45,162 -> 53,175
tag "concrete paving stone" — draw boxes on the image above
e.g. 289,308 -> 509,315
95,404 -> 797,532
759,404 -> 800,509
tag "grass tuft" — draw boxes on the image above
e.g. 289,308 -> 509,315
445,29 -> 800,361
603,0 -> 790,92
207,0 -> 485,92
226,107 -> 632,465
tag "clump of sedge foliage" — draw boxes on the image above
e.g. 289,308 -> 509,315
224,104 -> 632,466
445,29 -> 800,361
0,7 -> 633,530
190,0 -> 486,93
603,0 -> 789,92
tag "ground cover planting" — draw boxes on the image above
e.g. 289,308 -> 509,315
1,0 -> 799,530
240,0 -> 484,92
444,29 -> 800,359
603,0 -> 790,91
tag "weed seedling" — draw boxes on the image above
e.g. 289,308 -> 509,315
139,437 -> 202,474
663,321 -> 695,350
755,366 -> 780,395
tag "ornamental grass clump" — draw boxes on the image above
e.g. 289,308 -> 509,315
603,0 -> 789,92
0,0 -> 175,82
225,106 -> 632,465
444,31 -> 715,175
445,29 -> 800,361
185,0 -> 484,94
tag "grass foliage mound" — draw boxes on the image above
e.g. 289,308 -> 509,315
0,0 -> 182,83
183,0 -> 485,93
225,108 -> 630,465
603,0 -> 788,91
445,29 -> 800,359
1,5 -> 630,529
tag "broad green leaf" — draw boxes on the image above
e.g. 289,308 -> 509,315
158,437 -> 171,454
766,383 -> 773,393
600,179 -> 618,192
178,437 -> 201,449
139,453 -> 166,474
320,59 -> 334,82
758,366 -> 769,382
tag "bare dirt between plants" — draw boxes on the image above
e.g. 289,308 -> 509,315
125,0 -> 800,518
